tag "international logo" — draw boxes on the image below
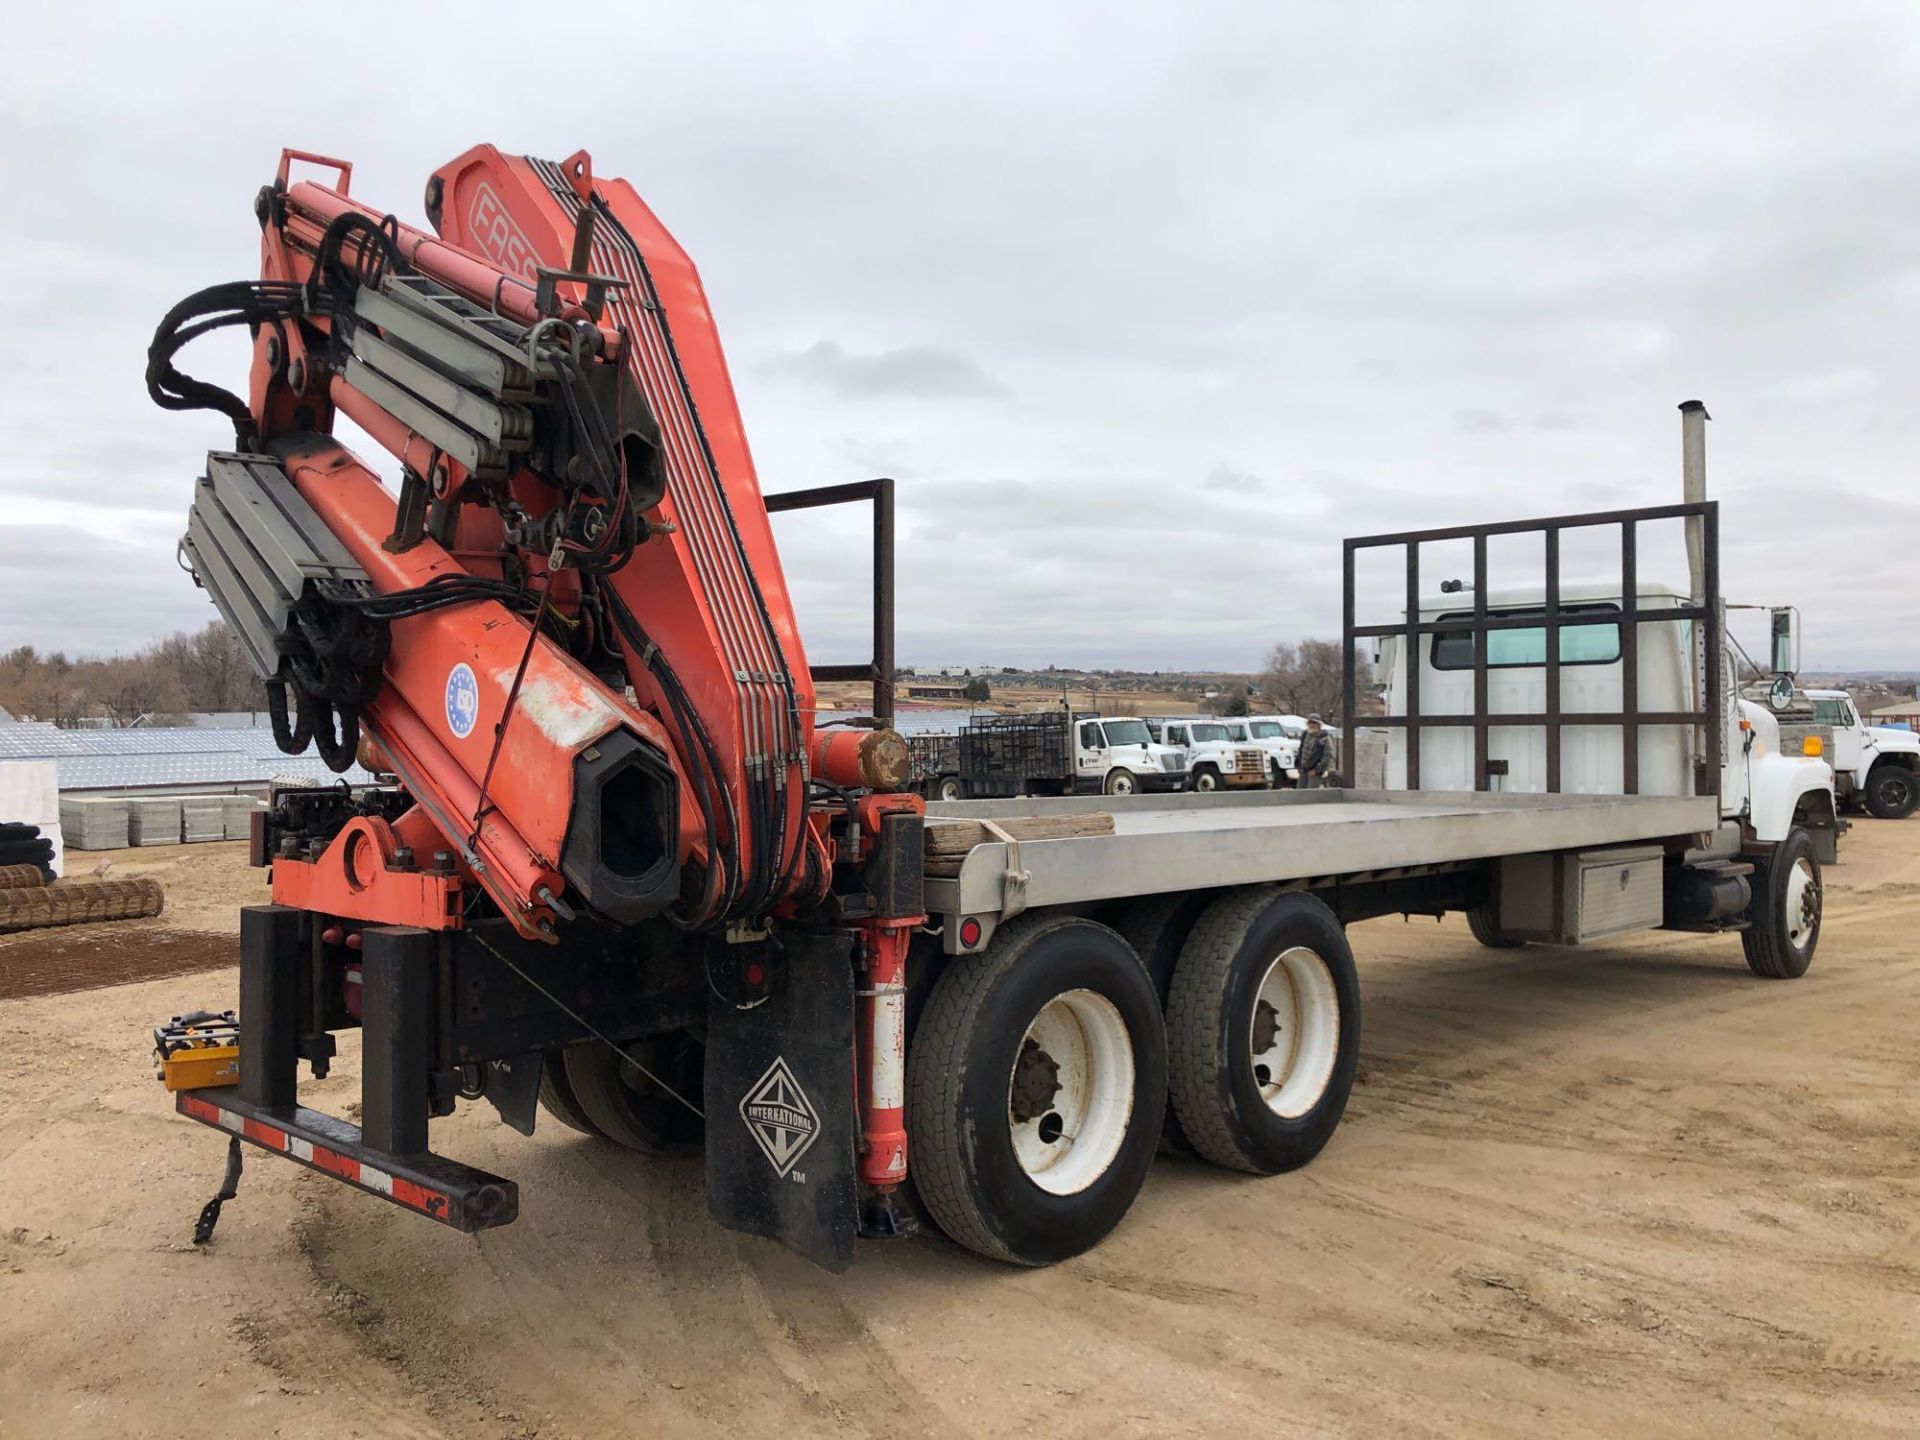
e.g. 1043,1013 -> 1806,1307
739,1057 -> 820,1179
445,663 -> 479,740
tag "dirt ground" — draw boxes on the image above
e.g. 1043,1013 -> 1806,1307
1,826 -> 1916,1438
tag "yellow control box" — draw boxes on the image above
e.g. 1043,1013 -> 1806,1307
154,1011 -> 241,1092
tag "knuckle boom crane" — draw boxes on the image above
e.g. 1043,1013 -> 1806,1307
152,147 -> 921,1267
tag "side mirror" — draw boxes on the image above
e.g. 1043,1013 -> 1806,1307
1770,607 -> 1800,677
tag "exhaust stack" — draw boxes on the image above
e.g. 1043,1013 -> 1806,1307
1680,400 -> 1710,603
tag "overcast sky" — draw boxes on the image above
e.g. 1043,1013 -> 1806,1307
2,3 -> 1914,672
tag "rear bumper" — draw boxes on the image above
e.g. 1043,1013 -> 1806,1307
176,1088 -> 518,1233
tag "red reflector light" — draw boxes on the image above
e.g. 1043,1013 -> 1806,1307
746,961 -> 765,986
958,917 -> 983,948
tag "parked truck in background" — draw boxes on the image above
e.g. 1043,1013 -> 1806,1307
1791,689 -> 1920,819
1213,715 -> 1307,785
907,709 -> 1187,800
1143,717 -> 1268,791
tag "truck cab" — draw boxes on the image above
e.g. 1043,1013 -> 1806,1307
1376,582 -> 1838,857
1072,715 -> 1189,795
1804,689 -> 1920,819
1145,717 -> 1268,791
1216,715 -> 1304,784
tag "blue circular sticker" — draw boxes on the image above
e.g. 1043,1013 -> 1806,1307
445,663 -> 480,740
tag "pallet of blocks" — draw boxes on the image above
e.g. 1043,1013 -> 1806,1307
181,796 -> 226,843
126,797 -> 183,847
60,796 -> 130,851
223,795 -> 266,841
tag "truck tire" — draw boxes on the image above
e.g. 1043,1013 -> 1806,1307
1166,889 -> 1360,1175
562,1034 -> 705,1153
936,775 -> 963,803
1864,765 -> 1918,820
536,1046 -> 603,1137
1103,769 -> 1137,796
1466,903 -> 1524,949
1191,765 -> 1222,793
1743,826 -> 1822,979
906,913 -> 1167,1265
1112,890 -> 1215,1153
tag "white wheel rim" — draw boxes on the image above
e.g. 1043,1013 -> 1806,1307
1007,989 -> 1135,1195
1250,946 -> 1340,1119
1112,774 -> 1134,794
1196,772 -> 1216,791
1784,857 -> 1819,949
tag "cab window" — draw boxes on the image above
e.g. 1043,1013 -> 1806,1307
1079,722 -> 1103,749
1431,603 -> 1621,670
1813,698 -> 1854,727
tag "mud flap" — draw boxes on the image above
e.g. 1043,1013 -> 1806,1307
703,932 -> 859,1272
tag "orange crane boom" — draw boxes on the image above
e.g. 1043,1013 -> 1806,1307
151,146 -> 921,1268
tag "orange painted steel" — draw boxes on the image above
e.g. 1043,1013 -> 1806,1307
236,145 -> 833,934
429,147 -> 821,918
270,816 -> 463,931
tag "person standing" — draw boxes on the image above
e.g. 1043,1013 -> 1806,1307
1297,715 -> 1333,789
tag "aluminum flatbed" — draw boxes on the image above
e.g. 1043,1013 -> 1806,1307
923,787 -> 1718,925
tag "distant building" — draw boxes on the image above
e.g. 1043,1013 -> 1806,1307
1869,699 -> 1920,726
906,684 -> 969,702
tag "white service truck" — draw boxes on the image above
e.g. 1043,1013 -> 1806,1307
1787,689 -> 1920,819
909,710 -> 1188,801
1214,715 -> 1305,784
1371,557 -> 1838,955
1143,717 -> 1269,791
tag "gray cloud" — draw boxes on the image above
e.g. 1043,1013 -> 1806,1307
1453,408 -> 1513,434
3,2 -> 1917,674
1203,463 -> 1266,493
759,341 -> 1007,400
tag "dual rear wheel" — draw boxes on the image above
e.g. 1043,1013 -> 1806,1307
537,1034 -> 705,1152
908,891 -> 1359,1265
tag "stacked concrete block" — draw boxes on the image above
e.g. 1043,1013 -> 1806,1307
60,796 -> 131,851
181,796 -> 226,843
126,797 -> 184,846
222,795 -> 267,841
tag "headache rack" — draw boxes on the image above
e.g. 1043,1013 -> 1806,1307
1342,501 -> 1723,796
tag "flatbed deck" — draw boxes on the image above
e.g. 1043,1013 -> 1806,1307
923,787 -> 1719,920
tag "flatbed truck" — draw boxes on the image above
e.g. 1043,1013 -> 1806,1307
176,493 -> 1835,1271
144,147 -> 1836,1274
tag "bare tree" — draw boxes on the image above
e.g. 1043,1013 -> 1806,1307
1259,639 -> 1370,719
83,656 -> 184,726
178,622 -> 258,710
1208,684 -> 1251,717
0,620 -> 255,726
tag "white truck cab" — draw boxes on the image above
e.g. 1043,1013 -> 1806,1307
1377,582 -> 1838,857
1144,717 -> 1268,791
1217,715 -> 1304,783
1071,715 -> 1189,795
1802,689 -> 1920,819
